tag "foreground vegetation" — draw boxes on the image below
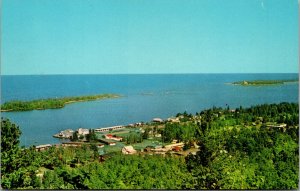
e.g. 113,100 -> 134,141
0,94 -> 119,112
232,79 -> 298,86
1,102 -> 298,189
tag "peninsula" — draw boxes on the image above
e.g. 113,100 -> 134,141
232,79 -> 298,86
0,94 -> 120,112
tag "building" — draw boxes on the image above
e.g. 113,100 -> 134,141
78,128 -> 89,136
35,144 -> 52,151
153,118 -> 163,123
97,144 -> 105,148
94,125 -> 125,132
127,122 -> 143,127
122,146 -> 137,154
266,123 -> 287,132
53,129 -> 74,139
61,142 -> 83,147
165,142 -> 184,150
266,124 -> 287,128
105,134 -> 123,141
167,117 -> 180,123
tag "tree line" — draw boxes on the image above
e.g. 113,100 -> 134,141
1,102 -> 298,189
1,94 -> 119,112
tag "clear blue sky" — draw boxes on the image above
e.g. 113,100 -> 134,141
1,0 -> 299,74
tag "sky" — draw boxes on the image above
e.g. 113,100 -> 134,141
1,0 -> 299,75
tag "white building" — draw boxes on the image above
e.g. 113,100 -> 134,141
78,128 -> 89,135
122,146 -> 137,154
94,125 -> 124,132
153,118 -> 163,123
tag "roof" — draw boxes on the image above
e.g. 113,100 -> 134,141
122,146 -> 136,153
123,145 -> 134,150
165,142 -> 184,149
36,144 -> 52,149
78,128 -> 89,131
153,118 -> 163,122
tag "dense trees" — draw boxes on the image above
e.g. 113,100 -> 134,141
124,133 -> 143,144
1,102 -> 298,189
38,154 -> 194,189
162,122 -> 197,143
185,102 -> 299,189
1,118 -> 42,189
86,129 -> 97,142
1,118 -> 21,174
186,124 -> 298,189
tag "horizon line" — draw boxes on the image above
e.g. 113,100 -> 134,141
1,72 -> 299,76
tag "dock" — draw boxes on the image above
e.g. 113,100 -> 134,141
94,125 -> 125,132
53,129 -> 74,138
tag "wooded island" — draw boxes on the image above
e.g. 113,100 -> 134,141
232,79 -> 298,86
0,94 -> 120,112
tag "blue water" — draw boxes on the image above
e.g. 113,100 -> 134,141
1,74 -> 298,147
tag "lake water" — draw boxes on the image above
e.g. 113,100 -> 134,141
1,74 -> 298,147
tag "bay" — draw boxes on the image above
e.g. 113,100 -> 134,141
1,74 -> 298,147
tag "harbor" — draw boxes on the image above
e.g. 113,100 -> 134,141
48,117 -> 190,156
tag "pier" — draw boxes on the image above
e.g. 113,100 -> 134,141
94,125 -> 125,132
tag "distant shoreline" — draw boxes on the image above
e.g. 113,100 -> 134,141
0,94 -> 120,112
1,73 -> 299,77
231,79 -> 298,86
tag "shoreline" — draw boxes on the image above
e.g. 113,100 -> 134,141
18,102 -> 299,148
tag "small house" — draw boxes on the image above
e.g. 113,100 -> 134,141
168,117 -> 180,123
152,118 -> 163,123
78,128 -> 89,136
35,144 -> 52,151
122,146 -> 137,154
165,142 -> 184,150
53,129 -> 74,139
266,123 -> 287,128
105,134 -> 123,141
61,142 -> 82,147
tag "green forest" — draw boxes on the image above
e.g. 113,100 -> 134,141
1,102 -> 298,189
0,94 -> 119,112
